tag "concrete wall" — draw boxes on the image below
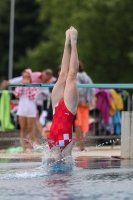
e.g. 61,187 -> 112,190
121,111 -> 133,159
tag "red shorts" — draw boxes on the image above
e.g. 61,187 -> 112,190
48,99 -> 75,151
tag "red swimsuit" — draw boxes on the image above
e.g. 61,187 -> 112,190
48,99 -> 75,151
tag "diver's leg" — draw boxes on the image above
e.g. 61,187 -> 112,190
62,27 -> 79,158
64,27 -> 79,115
51,29 -> 71,108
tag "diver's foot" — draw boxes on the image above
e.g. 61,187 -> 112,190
65,29 -> 70,47
70,26 -> 78,46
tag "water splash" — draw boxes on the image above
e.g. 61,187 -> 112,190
21,139 -> 74,171
41,145 -> 74,172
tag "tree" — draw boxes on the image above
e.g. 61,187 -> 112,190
0,0 -> 10,80
1,0 -> 133,83
0,0 -> 42,79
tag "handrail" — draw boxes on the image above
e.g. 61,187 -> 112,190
8,83 -> 133,89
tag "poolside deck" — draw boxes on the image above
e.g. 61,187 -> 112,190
0,145 -> 121,159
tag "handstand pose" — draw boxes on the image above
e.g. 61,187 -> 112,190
47,26 -> 79,161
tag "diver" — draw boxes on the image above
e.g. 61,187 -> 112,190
47,26 -> 79,165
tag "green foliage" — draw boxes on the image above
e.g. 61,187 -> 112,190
0,0 -> 10,79
0,0 -> 42,79
16,0 -> 133,83
1,0 -> 133,83
14,0 -> 42,60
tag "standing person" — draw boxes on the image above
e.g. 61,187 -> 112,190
47,65 -> 61,121
42,65 -> 61,139
2,69 -> 56,137
35,70 -> 56,136
14,69 -> 39,152
74,61 -> 94,151
47,26 -> 79,162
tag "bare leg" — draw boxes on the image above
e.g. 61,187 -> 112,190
62,27 -> 79,157
18,116 -> 27,151
64,27 -> 79,115
75,126 -> 82,149
27,117 -> 39,148
52,29 -> 71,108
36,113 -> 42,135
80,132 -> 87,150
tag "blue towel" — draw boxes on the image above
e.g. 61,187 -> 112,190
113,110 -> 121,135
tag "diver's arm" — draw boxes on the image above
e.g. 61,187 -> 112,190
62,141 -> 73,158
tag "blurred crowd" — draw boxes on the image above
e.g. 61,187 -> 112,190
0,61 -> 129,152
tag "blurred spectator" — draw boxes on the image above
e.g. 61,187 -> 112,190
46,65 -> 61,120
1,69 -> 56,137
2,69 -> 56,87
42,65 -> 61,139
74,61 -> 94,151
13,69 -> 39,152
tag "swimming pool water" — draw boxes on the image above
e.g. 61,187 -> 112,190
0,158 -> 133,200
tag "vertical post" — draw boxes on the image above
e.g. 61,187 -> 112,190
131,112 -> 133,159
132,95 -> 133,111
121,111 -> 133,159
8,0 -> 15,80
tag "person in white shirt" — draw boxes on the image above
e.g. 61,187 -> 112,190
14,69 -> 39,152
2,69 -> 56,137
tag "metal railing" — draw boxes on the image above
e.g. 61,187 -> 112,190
0,89 -> 133,148
89,94 -> 133,136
